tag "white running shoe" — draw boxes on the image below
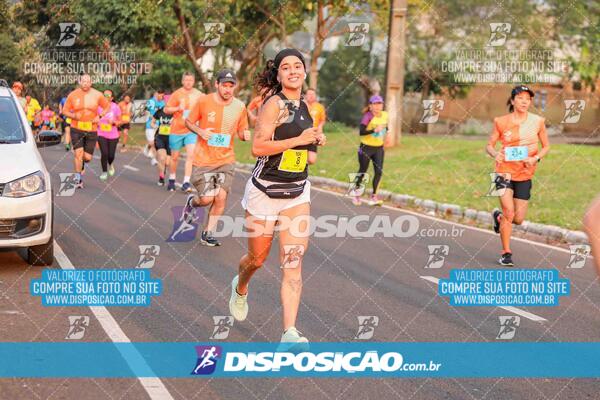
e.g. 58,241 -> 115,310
151,157 -> 158,166
229,275 -> 248,321
277,327 -> 309,353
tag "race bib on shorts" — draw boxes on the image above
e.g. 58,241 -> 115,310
159,125 -> 171,135
278,149 -> 308,173
505,146 -> 528,161
100,123 -> 112,132
77,121 -> 92,131
122,115 -> 130,122
207,133 -> 231,148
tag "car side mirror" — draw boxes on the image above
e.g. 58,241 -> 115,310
36,130 -> 62,147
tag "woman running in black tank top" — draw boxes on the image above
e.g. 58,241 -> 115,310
229,49 -> 326,351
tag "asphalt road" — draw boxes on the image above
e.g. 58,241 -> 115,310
1,143 -> 599,400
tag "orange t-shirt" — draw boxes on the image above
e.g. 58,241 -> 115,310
488,112 -> 547,181
309,102 -> 326,128
187,93 -> 248,167
166,87 -> 203,134
63,88 -> 110,132
118,101 -> 132,122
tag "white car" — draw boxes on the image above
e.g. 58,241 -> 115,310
0,80 -> 61,265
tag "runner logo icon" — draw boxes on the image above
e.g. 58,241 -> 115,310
192,345 -> 222,375
354,316 -> 379,340
420,100 -> 444,124
487,23 -> 511,47
210,316 -> 234,340
137,245 -> 160,269
497,316 -> 520,340
66,316 -> 89,340
57,23 -> 80,47
561,100 -> 586,124
345,23 -> 370,47
57,173 -> 79,197
566,244 -> 590,269
167,206 -> 204,242
425,245 -> 449,269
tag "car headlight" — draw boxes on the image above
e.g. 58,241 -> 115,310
3,171 -> 46,198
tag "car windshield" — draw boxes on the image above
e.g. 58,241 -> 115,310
0,96 -> 26,143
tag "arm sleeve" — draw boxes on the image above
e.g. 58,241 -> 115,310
359,124 -> 374,136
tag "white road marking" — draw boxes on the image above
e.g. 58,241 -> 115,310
420,275 -> 547,322
54,243 -> 174,400
124,165 -> 140,172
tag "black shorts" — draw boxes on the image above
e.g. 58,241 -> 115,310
495,177 -> 532,201
120,123 -> 131,131
154,133 -> 171,156
71,128 -> 98,155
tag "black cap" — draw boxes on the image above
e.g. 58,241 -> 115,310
511,85 -> 534,98
216,69 -> 237,84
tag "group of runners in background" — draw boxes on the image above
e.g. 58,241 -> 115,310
9,47 -> 600,348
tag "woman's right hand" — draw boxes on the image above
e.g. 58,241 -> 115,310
296,127 -> 319,146
495,151 -> 505,163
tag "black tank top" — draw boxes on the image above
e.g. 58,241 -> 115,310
252,92 -> 317,183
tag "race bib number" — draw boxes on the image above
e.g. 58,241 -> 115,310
122,115 -> 130,122
372,127 -> 387,138
77,121 -> 93,131
207,133 -> 231,148
278,149 -> 308,173
183,110 -> 190,119
159,125 -> 171,135
505,146 -> 528,161
66,118 -> 72,124
100,123 -> 112,132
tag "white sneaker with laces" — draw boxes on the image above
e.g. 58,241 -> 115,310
229,275 -> 248,321
277,327 -> 309,353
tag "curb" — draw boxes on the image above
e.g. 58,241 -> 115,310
234,162 -> 589,245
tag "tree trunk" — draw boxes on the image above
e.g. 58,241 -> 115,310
172,0 -> 211,92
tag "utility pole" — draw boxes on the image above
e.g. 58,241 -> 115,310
384,0 -> 407,147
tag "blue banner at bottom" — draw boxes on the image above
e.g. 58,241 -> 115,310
1,342 -> 600,378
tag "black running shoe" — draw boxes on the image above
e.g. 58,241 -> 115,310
493,209 -> 502,234
499,252 -> 514,266
200,231 -> 221,247
167,179 -> 176,192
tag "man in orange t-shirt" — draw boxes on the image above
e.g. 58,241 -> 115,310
62,73 -> 110,188
164,72 -> 204,192
118,95 -> 133,150
486,85 -> 550,266
182,69 -> 250,247
305,88 -> 326,134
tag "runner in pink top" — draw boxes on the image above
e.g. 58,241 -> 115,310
40,105 -> 55,129
97,90 -> 122,181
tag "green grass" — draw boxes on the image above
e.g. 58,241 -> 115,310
128,123 -> 600,230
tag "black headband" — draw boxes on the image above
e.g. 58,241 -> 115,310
273,48 -> 306,69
